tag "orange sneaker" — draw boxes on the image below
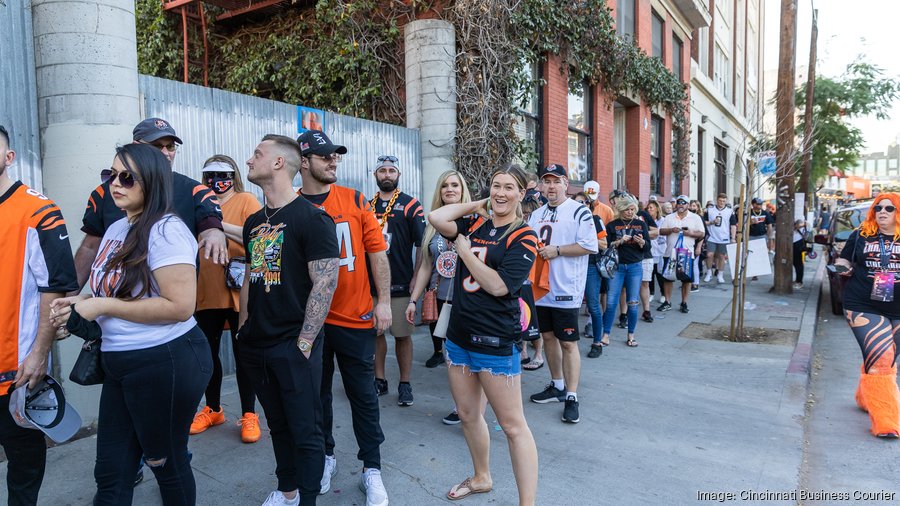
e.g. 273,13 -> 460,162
239,412 -> 261,443
189,406 -> 225,435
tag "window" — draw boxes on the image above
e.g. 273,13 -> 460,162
696,27 -> 710,76
715,140 -> 728,195
713,43 -> 731,100
697,128 -> 705,203
889,159 -> 898,169
672,36 -> 684,82
651,12 -> 664,59
877,159 -> 887,176
617,0 -> 635,39
650,115 -> 663,194
512,61 -> 542,173
567,81 -> 591,182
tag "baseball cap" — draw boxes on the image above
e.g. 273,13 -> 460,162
649,195 -> 658,202
675,195 -> 690,204
609,189 -> 625,201
8,375 -> 81,444
583,181 -> 600,199
539,164 -> 567,179
296,130 -> 348,157
751,197 -> 764,205
133,118 -> 183,145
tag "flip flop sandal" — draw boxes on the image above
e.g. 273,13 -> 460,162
522,358 -> 544,371
521,357 -> 532,365
626,339 -> 639,347
447,477 -> 492,500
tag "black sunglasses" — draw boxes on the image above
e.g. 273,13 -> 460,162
377,155 -> 398,163
101,169 -> 140,189
874,205 -> 896,213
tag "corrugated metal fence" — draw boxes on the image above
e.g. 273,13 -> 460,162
1,0 -> 42,189
139,75 -> 421,375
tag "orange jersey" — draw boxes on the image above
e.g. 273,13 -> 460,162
0,182 -> 78,390
592,201 -> 614,224
299,185 -> 388,328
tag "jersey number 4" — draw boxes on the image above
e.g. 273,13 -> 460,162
462,246 -> 488,292
335,222 -> 356,272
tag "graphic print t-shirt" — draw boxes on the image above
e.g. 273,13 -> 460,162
606,218 -> 651,265
840,230 -> 900,319
242,197 -> 339,346
0,182 -> 78,390
446,218 -> 538,356
300,185 -> 387,328
90,215 -> 198,352
748,210 -> 774,237
371,192 -> 425,297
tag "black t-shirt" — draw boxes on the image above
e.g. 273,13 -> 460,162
446,217 -> 538,356
82,172 -> 222,237
748,209 -> 774,237
241,197 -> 339,346
371,191 -> 425,296
606,218 -> 651,265
839,230 -> 900,319
637,210 -> 657,258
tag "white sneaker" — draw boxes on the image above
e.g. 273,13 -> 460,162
262,490 -> 299,506
320,455 -> 337,494
359,468 -> 389,506
717,273 -> 725,283
703,271 -> 712,283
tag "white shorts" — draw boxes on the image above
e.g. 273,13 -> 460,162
641,258 -> 654,282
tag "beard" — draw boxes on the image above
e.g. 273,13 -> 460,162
377,178 -> 398,192
310,165 -> 337,185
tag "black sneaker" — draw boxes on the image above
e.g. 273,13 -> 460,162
374,378 -> 388,396
657,301 -> 672,312
398,382 -> 414,406
442,410 -> 461,425
587,345 -> 603,358
562,395 -> 580,423
641,310 -> 654,323
530,383 -> 565,404
617,314 -> 627,329
425,352 -> 444,368
680,302 -> 689,313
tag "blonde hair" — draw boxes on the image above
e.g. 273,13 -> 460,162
490,164 -> 528,240
615,194 -> 639,218
202,155 -> 246,193
422,171 -> 472,264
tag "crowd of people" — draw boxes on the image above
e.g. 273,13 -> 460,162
2,115 -> 897,506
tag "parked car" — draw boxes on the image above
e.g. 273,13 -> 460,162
814,200 -> 872,314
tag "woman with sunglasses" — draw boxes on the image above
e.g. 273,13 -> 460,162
50,144 -> 211,504
833,193 -> 900,439
189,156 -> 262,442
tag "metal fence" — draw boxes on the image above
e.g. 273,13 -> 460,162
1,0 -> 42,189
139,75 -> 421,374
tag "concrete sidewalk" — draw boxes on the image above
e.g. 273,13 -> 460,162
2,259 -> 823,505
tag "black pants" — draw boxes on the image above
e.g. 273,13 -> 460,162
427,299 -> 449,354
321,324 -> 385,470
195,309 -> 256,414
793,239 -> 805,283
0,394 -> 46,506
239,337 -> 324,504
94,327 -> 212,506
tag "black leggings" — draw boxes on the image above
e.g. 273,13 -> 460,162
427,298 -> 449,354
651,262 -> 666,296
195,309 -> 256,414
792,240 -> 805,283
845,310 -> 900,373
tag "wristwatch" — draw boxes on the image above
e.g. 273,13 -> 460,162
297,338 -> 313,353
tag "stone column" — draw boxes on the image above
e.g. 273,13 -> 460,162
405,19 -> 456,212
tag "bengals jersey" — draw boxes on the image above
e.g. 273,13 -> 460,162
299,185 -> 388,328
371,191 -> 425,297
446,217 -> 538,357
82,172 -> 222,237
0,182 -> 78,390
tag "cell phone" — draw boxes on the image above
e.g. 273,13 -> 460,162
827,264 -> 849,274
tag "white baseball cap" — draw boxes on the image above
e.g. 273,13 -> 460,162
583,181 -> 600,199
8,375 -> 82,444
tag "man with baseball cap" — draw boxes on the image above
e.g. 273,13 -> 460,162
528,164 -> 597,424
657,195 -> 705,313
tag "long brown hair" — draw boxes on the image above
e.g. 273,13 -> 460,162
203,155 -> 246,193
422,171 -> 472,265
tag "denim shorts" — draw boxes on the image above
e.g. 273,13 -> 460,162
445,339 -> 521,376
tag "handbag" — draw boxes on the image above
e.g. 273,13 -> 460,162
421,288 -> 439,324
675,233 -> 695,283
225,256 -> 246,290
69,339 -> 104,386
596,247 -> 619,279
432,302 -> 452,338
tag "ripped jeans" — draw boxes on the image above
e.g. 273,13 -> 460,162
94,326 -> 212,506
602,262 -> 643,335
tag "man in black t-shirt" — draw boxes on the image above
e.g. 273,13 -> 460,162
747,197 -> 774,280
370,157 -> 425,407
238,134 -> 339,506
72,118 -> 227,292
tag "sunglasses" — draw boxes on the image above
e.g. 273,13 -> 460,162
101,169 -> 140,189
676,200 -> 688,205
150,141 -> 178,152
204,171 -> 233,180
377,155 -> 398,163
309,153 -> 342,163
874,205 -> 896,213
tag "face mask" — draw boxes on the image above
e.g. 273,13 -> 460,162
208,175 -> 234,194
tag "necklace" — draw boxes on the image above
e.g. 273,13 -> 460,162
371,189 -> 401,231
264,195 -> 297,224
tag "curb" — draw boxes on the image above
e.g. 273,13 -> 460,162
786,257 -> 825,375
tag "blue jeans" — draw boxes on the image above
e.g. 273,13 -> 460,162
584,262 -> 604,344
602,262 -> 643,335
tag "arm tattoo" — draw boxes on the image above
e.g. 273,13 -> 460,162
300,257 -> 339,341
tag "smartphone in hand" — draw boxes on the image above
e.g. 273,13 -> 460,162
827,264 -> 850,274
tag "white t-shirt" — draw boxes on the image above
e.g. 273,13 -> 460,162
89,215 -> 198,352
658,212 -> 705,258
705,206 -> 735,244
527,198 -> 598,309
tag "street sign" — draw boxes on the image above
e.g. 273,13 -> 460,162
298,105 -> 325,133
757,151 -> 776,176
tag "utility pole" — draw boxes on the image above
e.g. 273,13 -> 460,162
799,7 -> 818,214
774,0 -> 799,295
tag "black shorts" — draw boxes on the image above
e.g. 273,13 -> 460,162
536,306 -> 580,341
600,276 -> 609,294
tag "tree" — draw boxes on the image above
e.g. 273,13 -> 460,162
796,60 -> 900,187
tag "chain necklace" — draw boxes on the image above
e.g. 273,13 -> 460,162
371,189 -> 401,231
264,195 -> 297,224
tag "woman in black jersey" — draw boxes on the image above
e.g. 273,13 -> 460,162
834,193 -> 900,438
428,165 -> 539,504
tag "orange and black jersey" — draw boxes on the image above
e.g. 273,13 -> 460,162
445,217 -> 538,356
371,192 -> 425,297
82,172 -> 222,237
0,182 -> 78,390
299,185 -> 388,328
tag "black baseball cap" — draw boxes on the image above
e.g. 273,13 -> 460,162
297,130 -> 347,156
539,163 -> 567,179
132,118 -> 183,145
609,189 -> 626,201
751,197 -> 764,205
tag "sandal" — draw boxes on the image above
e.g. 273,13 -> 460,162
521,357 -> 532,366
522,358 -> 544,370
447,477 -> 492,500
626,338 -> 638,347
